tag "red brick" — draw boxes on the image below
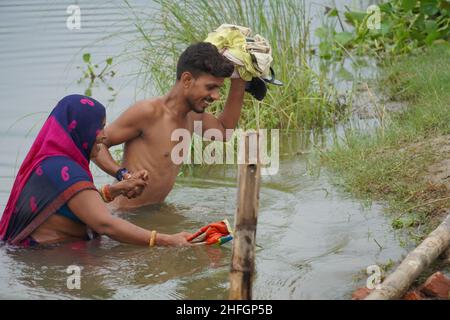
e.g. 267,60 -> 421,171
352,287 -> 373,300
402,290 -> 424,300
420,272 -> 450,299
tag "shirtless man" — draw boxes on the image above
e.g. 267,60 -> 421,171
93,42 -> 246,209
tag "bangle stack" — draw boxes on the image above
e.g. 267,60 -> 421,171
99,184 -> 114,203
149,230 -> 157,247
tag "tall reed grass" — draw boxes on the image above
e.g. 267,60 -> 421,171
123,0 -> 347,130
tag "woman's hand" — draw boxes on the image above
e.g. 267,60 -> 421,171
156,232 -> 193,247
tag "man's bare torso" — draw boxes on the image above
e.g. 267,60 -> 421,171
113,98 -> 194,209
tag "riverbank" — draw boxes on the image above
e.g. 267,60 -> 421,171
321,45 -> 450,243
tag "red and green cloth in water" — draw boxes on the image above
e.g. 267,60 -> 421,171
188,219 -> 233,246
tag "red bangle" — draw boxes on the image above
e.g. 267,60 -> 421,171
102,184 -> 114,202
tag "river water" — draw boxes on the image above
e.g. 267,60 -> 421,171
0,0 -> 407,299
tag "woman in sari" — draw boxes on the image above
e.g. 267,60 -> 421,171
0,94 -> 191,247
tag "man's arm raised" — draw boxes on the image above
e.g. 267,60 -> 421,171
191,78 -> 246,141
92,101 -> 152,177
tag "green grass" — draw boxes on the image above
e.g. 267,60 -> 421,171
321,45 -> 450,241
122,0 -> 347,130
317,0 -> 450,62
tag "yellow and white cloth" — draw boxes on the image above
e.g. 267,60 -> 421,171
204,24 -> 273,81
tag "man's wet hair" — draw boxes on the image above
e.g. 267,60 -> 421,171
176,42 -> 234,80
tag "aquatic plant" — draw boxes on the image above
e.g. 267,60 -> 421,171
77,53 -> 117,102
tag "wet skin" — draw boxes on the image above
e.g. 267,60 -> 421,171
31,126 -> 192,246
94,74 -> 246,209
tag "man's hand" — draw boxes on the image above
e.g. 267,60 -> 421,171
123,169 -> 149,198
128,169 -> 149,181
111,169 -> 148,199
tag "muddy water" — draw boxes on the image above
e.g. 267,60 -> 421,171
0,1 -> 406,299
0,132 -> 407,299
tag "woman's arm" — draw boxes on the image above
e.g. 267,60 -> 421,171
92,101 -> 154,177
67,189 -> 192,246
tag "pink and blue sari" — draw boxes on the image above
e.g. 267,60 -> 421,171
0,94 -> 106,246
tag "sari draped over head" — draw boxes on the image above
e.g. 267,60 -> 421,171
0,94 -> 106,245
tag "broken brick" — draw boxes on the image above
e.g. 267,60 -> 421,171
402,290 -> 425,300
420,272 -> 450,299
351,287 -> 373,300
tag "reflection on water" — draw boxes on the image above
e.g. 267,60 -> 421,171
2,237 -> 230,299
0,0 -> 406,300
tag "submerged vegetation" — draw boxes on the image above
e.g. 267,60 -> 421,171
122,0 -> 347,130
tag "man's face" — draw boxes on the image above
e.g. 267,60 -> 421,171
183,73 -> 224,113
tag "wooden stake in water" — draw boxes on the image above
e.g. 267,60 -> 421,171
229,131 -> 261,300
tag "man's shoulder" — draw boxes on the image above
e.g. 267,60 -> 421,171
133,97 -> 163,110
127,97 -> 164,118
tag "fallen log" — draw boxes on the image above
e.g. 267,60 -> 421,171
365,212 -> 450,300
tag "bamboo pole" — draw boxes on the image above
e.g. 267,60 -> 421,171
229,131 -> 261,300
365,212 -> 450,300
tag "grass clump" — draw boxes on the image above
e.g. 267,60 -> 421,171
321,45 -> 450,241
123,0 -> 347,130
